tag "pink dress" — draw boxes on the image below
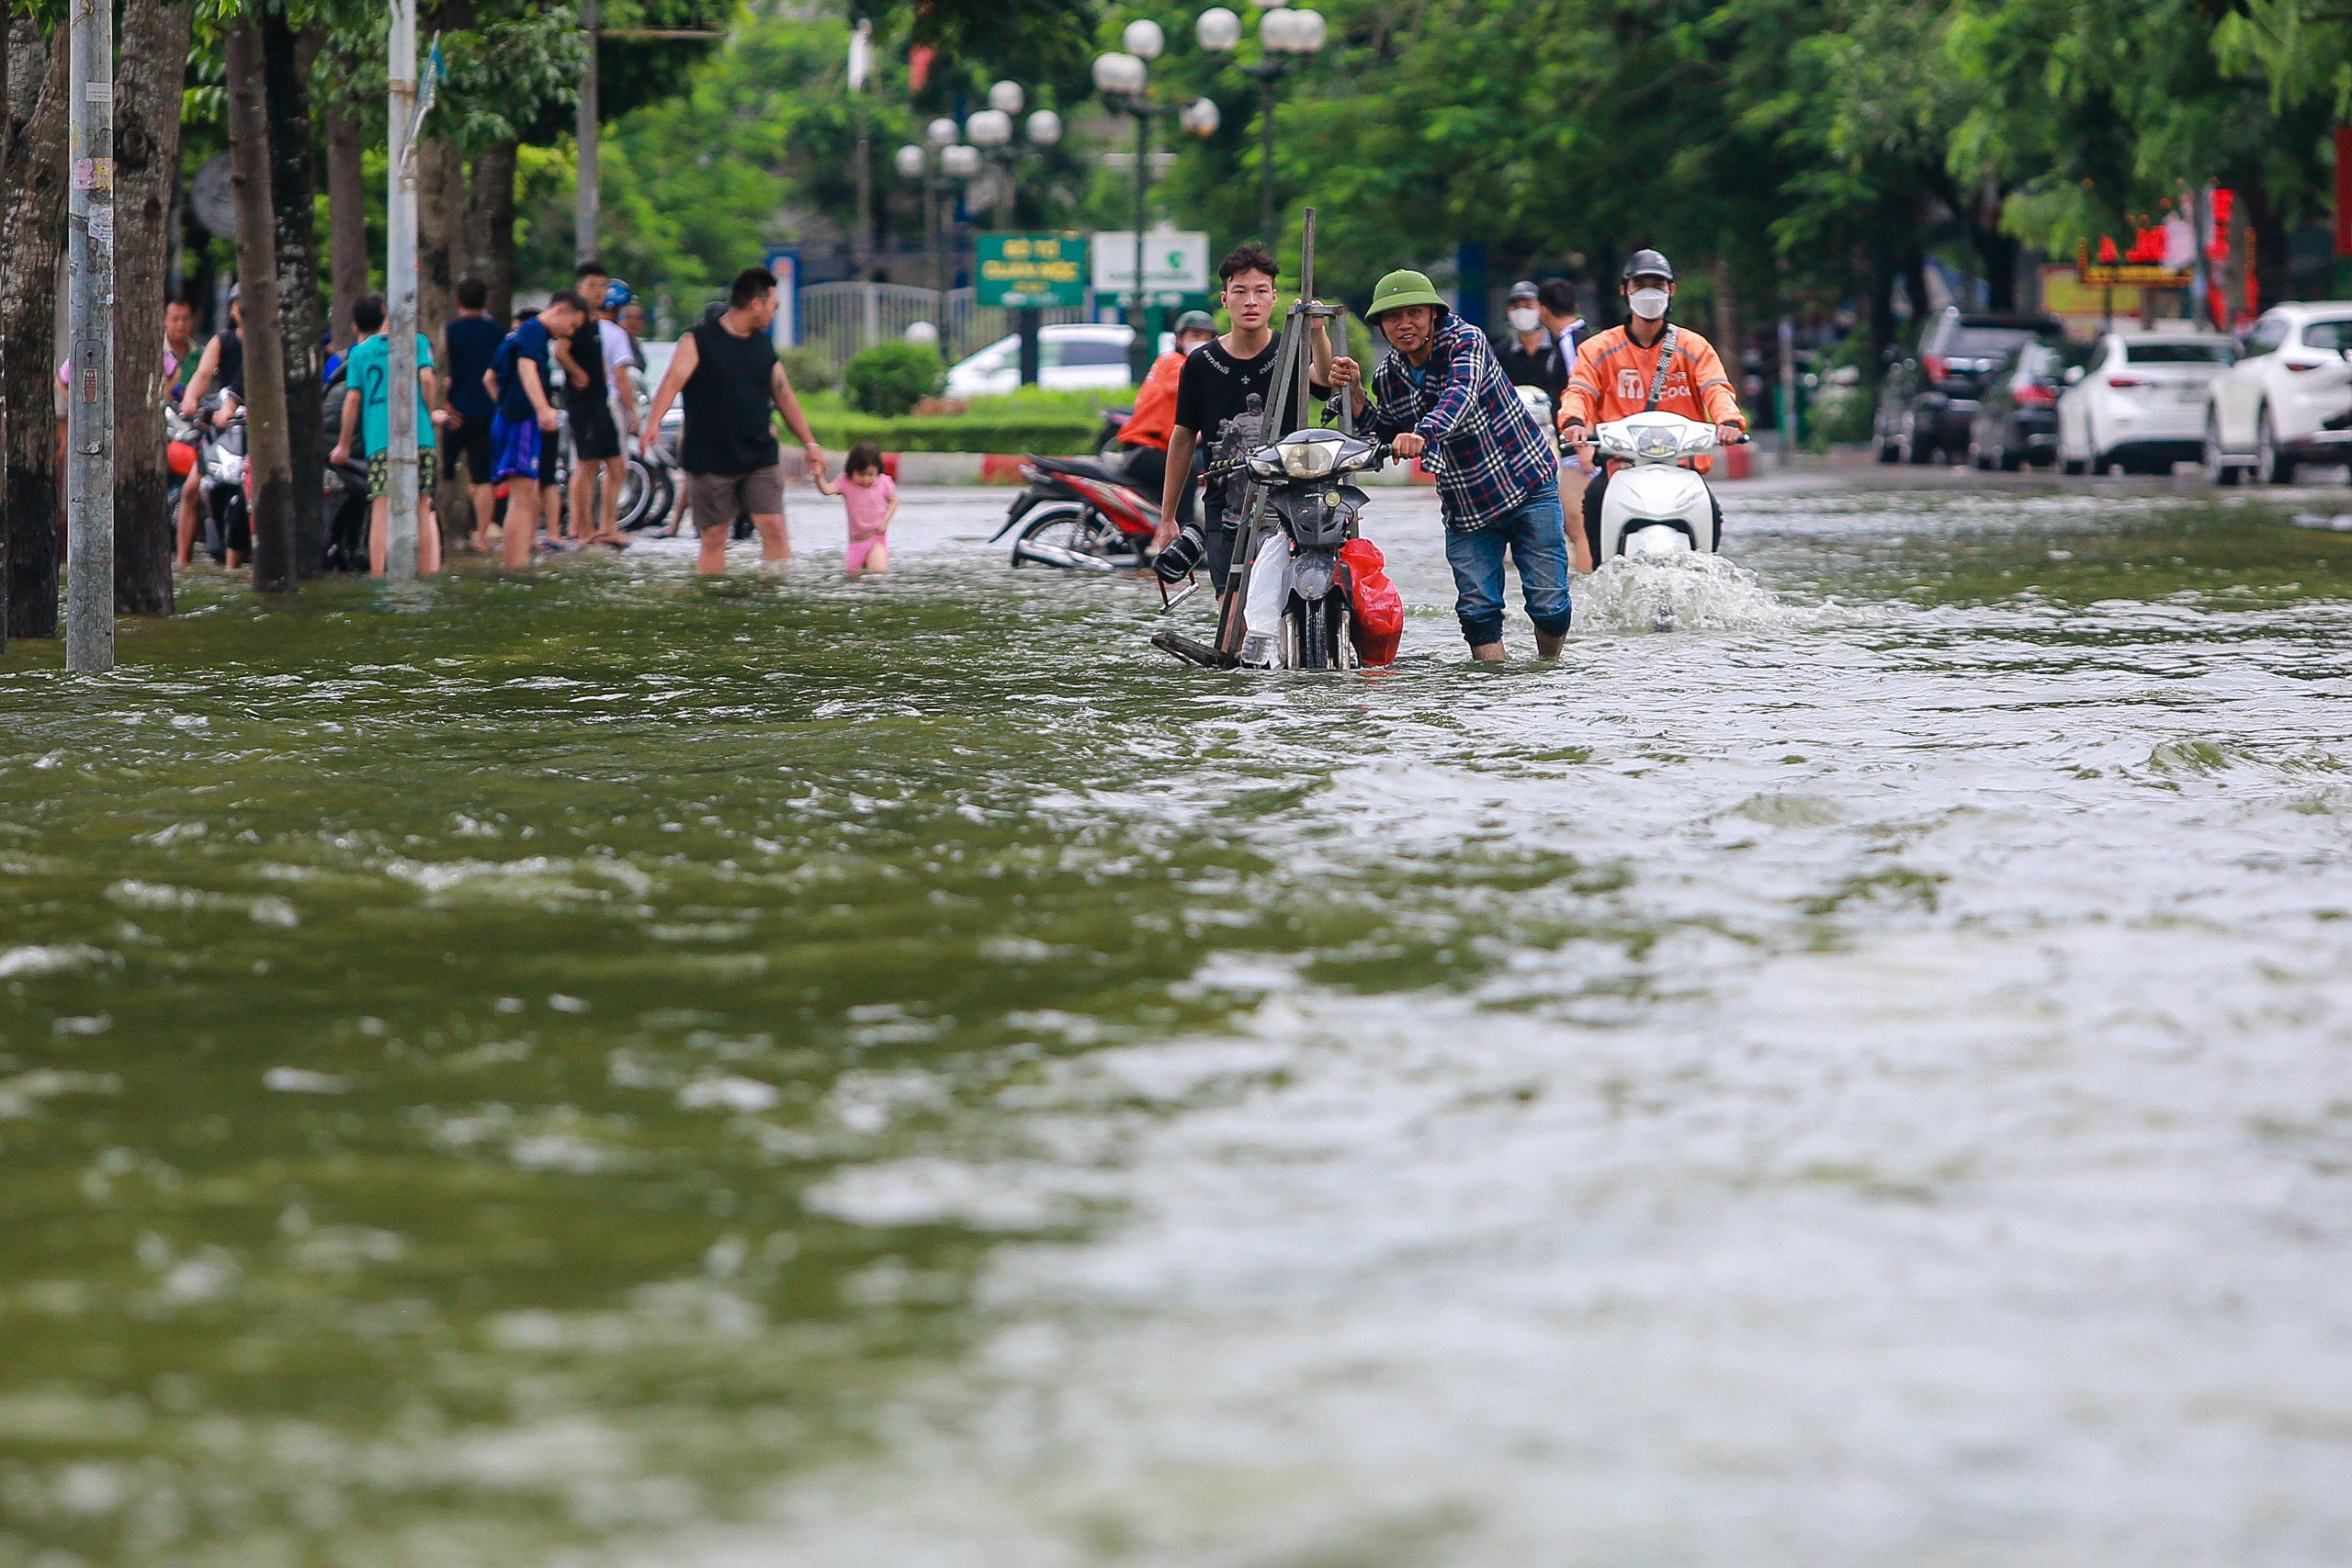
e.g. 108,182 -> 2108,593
841,473 -> 895,570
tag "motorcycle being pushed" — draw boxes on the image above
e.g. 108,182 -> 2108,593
991,452 -> 1161,571
1155,423 -> 1404,671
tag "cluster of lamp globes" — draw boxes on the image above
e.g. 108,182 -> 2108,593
1095,2 -> 1329,138
894,80 -> 1064,183
894,2 -> 1329,185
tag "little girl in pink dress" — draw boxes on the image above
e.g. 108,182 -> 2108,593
815,440 -> 899,574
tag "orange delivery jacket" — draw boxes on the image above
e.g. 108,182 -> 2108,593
1560,322 -> 1745,472
1117,349 -> 1187,451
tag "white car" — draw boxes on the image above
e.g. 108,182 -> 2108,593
2202,302 -> 2352,486
2055,328 -> 2235,476
945,324 -> 1140,398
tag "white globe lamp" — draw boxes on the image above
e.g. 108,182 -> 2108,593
1122,17 -> 1166,59
988,79 -> 1024,115
893,143 -> 925,179
1196,6 -> 1241,51
1025,108 -> 1064,147
966,108 -> 1012,148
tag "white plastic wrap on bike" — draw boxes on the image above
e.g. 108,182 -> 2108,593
1243,530 -> 1295,663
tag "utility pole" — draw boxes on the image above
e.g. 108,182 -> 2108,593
65,0 -> 116,670
577,0 -> 597,261
386,0 -> 420,581
1129,108 -> 1151,384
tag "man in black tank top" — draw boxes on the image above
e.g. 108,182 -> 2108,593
643,265 -> 829,575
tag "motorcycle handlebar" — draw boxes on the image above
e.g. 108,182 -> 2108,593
1201,440 -> 1397,483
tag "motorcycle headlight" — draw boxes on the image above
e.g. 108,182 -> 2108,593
1634,426 -> 1681,460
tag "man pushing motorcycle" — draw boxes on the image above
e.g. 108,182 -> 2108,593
1556,249 -> 1747,571
1317,270 -> 1570,662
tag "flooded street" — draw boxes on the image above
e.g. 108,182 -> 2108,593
5,476 -> 2351,1566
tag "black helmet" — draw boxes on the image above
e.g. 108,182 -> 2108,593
1621,249 -> 1675,283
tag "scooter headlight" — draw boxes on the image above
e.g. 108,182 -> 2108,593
1253,431 -> 1350,479
1634,426 -> 1681,460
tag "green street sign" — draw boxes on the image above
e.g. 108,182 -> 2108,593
977,232 -> 1089,310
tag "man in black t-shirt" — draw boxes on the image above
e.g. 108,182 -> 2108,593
1154,243 -> 1306,597
555,258 -> 629,549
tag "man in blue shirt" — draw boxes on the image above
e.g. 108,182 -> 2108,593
444,277 -> 506,551
1319,268 -> 1570,661
329,292 -> 447,575
488,290 -> 588,570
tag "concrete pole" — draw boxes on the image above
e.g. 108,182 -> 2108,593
576,0 -> 597,262
1777,313 -> 1800,468
65,0 -> 116,671
386,0 -> 420,581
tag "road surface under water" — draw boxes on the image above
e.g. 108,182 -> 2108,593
4,478 -> 2350,1567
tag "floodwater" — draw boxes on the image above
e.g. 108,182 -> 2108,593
4,476 -> 2351,1567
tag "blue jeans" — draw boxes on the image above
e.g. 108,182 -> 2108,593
1442,478 -> 1571,648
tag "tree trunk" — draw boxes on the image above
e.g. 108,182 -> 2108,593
1,22 -> 68,639
113,0 -> 191,618
0,0 -> 13,654
323,76 -> 368,353
467,139 -> 518,323
2236,165 -> 2291,317
1710,252 -> 1741,401
225,23 -> 295,593
262,15 -> 323,576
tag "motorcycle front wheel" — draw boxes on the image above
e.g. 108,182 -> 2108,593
1285,595 -> 1352,671
1011,505 -> 1137,570
614,455 -> 656,530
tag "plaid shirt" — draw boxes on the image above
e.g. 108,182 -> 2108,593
1366,315 -> 1556,530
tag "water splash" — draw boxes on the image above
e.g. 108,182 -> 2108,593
1575,552 -> 1801,634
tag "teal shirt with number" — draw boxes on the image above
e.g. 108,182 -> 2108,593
345,333 -> 436,456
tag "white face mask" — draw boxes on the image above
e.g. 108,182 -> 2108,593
1507,307 -> 1541,333
1628,288 -> 1670,321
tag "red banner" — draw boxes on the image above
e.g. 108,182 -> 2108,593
2337,128 -> 2352,256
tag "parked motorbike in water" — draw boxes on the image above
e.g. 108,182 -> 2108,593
320,369 -> 373,572
191,400 -> 251,566
992,453 -> 1161,570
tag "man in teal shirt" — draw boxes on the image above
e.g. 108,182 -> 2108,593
330,293 -> 447,575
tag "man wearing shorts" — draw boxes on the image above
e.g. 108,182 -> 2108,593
329,292 -> 447,575
444,277 -> 505,549
643,265 -> 827,575
554,258 -> 629,550
487,289 -> 587,570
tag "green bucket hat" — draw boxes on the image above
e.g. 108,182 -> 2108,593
1365,268 -> 1449,321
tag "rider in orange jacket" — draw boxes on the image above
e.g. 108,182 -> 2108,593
1557,250 -> 1747,570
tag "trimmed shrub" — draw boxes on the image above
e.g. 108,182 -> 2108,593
842,342 -> 945,417
777,344 -> 836,395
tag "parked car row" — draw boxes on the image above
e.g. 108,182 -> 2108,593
1876,302 -> 2352,485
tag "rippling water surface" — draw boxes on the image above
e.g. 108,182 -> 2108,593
5,480 -> 2350,1566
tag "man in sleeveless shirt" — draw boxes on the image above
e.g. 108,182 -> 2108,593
644,265 -> 828,575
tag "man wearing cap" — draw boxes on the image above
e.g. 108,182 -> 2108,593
1496,279 -> 1573,405
1557,249 -> 1746,571
1118,309 -> 1217,526
1317,268 -> 1570,662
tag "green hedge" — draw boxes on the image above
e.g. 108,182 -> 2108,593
807,416 -> 1100,456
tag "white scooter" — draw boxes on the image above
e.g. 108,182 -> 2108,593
1589,411 -> 1731,559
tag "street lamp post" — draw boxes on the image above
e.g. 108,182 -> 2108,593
1196,3 -> 1327,247
964,82 -> 1066,385
895,129 -> 982,359
1094,29 -> 1219,383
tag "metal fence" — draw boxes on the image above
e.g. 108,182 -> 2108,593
797,281 -> 1088,373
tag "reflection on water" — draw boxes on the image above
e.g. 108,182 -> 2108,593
4,486 -> 2350,1566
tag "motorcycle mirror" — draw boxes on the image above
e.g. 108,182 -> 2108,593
2063,365 -> 2085,385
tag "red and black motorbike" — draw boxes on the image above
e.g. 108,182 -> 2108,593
992,453 -> 1163,571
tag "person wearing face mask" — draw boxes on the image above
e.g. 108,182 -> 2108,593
1556,249 -> 1746,572
1496,280 -> 1571,405
1117,310 -> 1217,526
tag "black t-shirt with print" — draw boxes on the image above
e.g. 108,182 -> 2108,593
1173,333 -> 1317,527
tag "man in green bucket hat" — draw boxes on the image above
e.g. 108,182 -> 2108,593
1317,269 -> 1569,661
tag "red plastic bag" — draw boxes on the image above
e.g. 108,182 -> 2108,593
1339,538 -> 1403,666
